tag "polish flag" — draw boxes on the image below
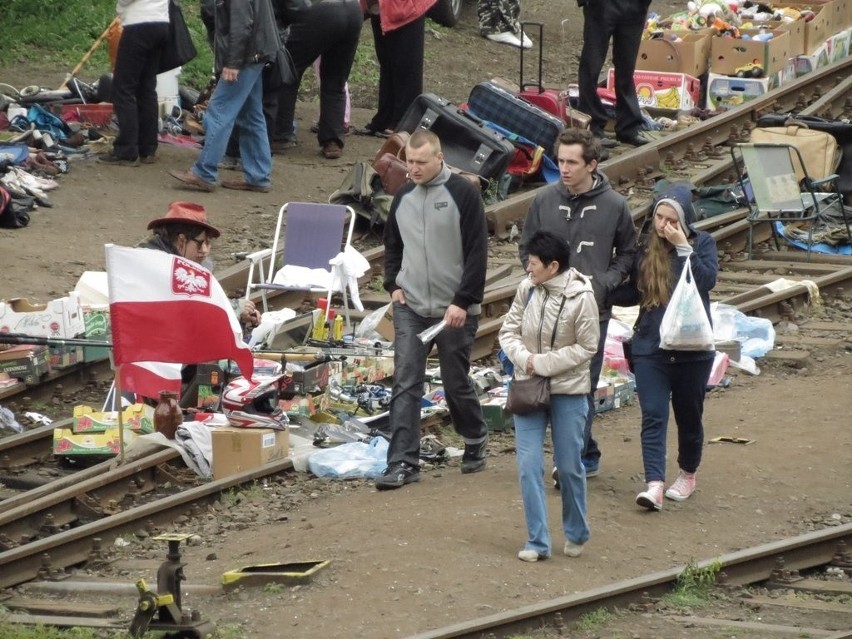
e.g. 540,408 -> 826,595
119,361 -> 182,399
105,245 -> 253,380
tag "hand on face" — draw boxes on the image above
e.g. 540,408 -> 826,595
662,218 -> 688,246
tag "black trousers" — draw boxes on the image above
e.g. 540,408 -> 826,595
274,0 -> 362,147
577,0 -> 647,139
368,14 -> 425,132
111,22 -> 169,160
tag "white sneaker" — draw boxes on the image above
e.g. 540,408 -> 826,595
665,470 -> 697,501
563,540 -> 584,557
520,32 -> 533,49
486,31 -> 523,48
518,549 -> 546,562
636,481 -> 665,511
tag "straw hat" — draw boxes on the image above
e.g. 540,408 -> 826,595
146,201 -> 221,238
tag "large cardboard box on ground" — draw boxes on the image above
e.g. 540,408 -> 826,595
212,426 -> 290,480
710,29 -> 791,76
705,70 -> 784,110
636,30 -> 713,77
607,69 -> 701,111
0,345 -> 50,385
0,292 -> 85,339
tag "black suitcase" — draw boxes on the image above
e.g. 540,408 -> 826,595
397,93 -> 514,181
468,81 -> 565,155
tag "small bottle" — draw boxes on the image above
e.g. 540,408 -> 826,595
153,390 -> 183,440
332,315 -> 344,341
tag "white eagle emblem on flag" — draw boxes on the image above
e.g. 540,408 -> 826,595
171,256 -> 211,297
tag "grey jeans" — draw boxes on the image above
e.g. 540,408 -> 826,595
386,302 -> 488,467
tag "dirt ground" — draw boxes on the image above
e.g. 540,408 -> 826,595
2,1 -> 851,637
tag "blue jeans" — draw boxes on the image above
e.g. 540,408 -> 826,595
515,394 -> 589,555
192,63 -> 271,187
387,303 -> 487,467
633,356 -> 714,482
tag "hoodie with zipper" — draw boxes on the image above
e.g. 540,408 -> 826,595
519,171 -> 637,321
499,269 -> 600,396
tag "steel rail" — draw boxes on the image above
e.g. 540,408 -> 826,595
0,455 -> 296,589
406,523 -> 852,639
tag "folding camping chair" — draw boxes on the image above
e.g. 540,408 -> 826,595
245,202 -> 356,328
731,143 -> 850,261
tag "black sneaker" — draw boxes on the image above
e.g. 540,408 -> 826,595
97,152 -> 139,167
375,462 -> 420,490
461,437 -> 488,474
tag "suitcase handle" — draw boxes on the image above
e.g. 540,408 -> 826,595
519,21 -> 545,94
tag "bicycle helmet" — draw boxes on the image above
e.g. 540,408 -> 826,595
221,375 -> 288,430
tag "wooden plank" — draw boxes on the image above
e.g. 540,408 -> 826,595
785,578 -> 852,595
3,598 -> 121,617
746,594 -> 852,614
775,335 -> 843,348
799,321 -> 852,332
3,613 -> 125,629
667,615 -> 835,636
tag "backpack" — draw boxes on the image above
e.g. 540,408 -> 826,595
329,161 -> 394,227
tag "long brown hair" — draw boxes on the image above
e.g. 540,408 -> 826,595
638,230 -> 674,308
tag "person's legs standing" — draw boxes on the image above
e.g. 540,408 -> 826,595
193,63 -> 264,184
611,16 -> 646,139
316,0 -> 361,148
550,394 -> 590,546
581,319 -> 608,470
577,5 -> 614,136
386,303 -> 430,467
514,409 -> 551,556
382,15 -> 425,129
137,24 -> 168,159
670,358 -> 713,473
236,68 -> 273,188
633,357 -> 672,482
111,25 -> 149,160
434,314 -> 488,445
368,16 -> 393,132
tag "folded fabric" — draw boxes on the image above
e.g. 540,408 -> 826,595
271,264 -> 333,290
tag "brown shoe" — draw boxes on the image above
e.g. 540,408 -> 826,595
140,155 -> 158,164
169,169 -> 216,192
321,141 -> 343,159
221,179 -> 270,193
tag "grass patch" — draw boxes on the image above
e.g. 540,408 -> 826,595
575,607 -> 614,632
662,559 -> 723,609
219,481 -> 265,508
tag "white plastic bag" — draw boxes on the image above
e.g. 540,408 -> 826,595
307,436 -> 389,480
659,256 -> 714,351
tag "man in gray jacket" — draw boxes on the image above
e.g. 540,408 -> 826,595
377,130 -> 490,490
520,128 -> 637,479
169,0 -> 280,193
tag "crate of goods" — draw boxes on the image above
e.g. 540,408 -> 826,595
705,69 -> 785,110
607,69 -> 701,111
636,29 -> 713,77
211,426 -> 290,480
81,305 -> 111,362
72,403 -> 155,434
60,104 -> 114,128
750,19 -> 806,57
48,344 -> 84,370
0,292 -> 85,339
827,26 -> 851,61
0,345 -> 50,385
773,4 -> 837,54
710,29 -> 791,76
480,398 -> 513,431
53,426 -> 141,458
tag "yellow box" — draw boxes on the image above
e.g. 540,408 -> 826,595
53,426 -> 141,457
72,403 -> 155,434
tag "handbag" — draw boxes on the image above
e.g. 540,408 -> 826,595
506,376 -> 551,415
264,46 -> 297,92
504,293 -> 566,415
659,255 -> 715,351
749,123 -> 839,183
373,152 -> 409,196
158,0 -> 198,73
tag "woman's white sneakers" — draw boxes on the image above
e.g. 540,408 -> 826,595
518,549 -> 546,562
485,31 -> 533,49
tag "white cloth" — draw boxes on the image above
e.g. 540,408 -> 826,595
329,245 -> 370,312
271,265 -> 333,290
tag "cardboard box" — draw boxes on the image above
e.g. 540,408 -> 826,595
53,426 -> 140,457
637,30 -> 713,77
81,305 -> 111,362
72,403 -> 155,434
754,19 -> 806,57
212,426 -> 290,480
607,69 -> 701,111
794,41 -> 831,75
776,3 -> 837,53
375,305 -> 395,342
827,27 -> 851,61
480,399 -> 513,431
0,292 -> 85,339
282,360 -> 331,395
710,29 -> 791,76
0,344 -> 50,385
705,70 -> 784,110
48,344 -> 83,370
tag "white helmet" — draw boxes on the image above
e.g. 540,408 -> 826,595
221,375 -> 289,430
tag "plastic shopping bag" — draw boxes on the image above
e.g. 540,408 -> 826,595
659,256 -> 715,351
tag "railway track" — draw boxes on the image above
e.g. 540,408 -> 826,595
406,523 -> 852,639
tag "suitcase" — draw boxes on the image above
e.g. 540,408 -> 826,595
518,21 -> 591,130
397,93 -> 515,181
467,81 -> 564,156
